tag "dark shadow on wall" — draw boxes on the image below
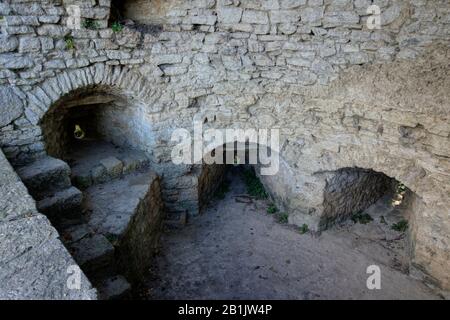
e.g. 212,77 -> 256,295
197,141 -> 277,213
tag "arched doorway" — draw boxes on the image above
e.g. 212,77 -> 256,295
40,86 -> 153,160
18,83 -> 165,299
197,140 -> 281,212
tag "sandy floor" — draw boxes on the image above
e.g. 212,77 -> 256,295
143,168 -> 442,300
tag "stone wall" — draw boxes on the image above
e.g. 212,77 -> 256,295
0,0 -> 449,290
321,168 -> 393,229
198,163 -> 227,211
0,148 -> 96,299
116,172 -> 165,284
40,86 -> 155,159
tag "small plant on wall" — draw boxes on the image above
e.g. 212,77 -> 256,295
267,203 -> 278,214
111,21 -> 124,33
277,212 -> 289,224
64,35 -> 75,50
351,212 -> 373,224
82,18 -> 99,30
243,168 -> 268,199
392,219 -> 408,232
299,224 -> 309,234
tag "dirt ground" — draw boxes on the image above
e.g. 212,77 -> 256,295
143,167 -> 444,300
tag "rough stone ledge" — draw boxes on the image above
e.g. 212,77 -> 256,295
0,148 -> 96,300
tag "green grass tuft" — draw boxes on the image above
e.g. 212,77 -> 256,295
299,224 -> 309,234
351,212 -> 373,224
243,169 -> 268,199
82,19 -> 99,30
267,203 -> 278,214
111,21 -> 124,32
277,212 -> 288,224
392,219 -> 408,232
64,35 -> 75,50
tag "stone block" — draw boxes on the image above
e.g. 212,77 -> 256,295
16,156 -> 72,200
218,7 -> 243,24
242,10 -> 269,25
0,86 -> 23,127
99,157 -> 124,180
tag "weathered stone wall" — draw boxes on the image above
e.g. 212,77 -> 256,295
40,87 -> 156,159
113,0 -> 185,25
0,0 -> 449,290
198,163 -> 227,211
116,171 -> 164,284
321,168 -> 392,229
0,148 -> 96,299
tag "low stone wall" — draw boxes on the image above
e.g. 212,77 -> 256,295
198,163 -> 227,211
0,148 -> 96,300
116,172 -> 165,284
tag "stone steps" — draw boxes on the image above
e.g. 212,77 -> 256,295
68,233 -> 116,280
59,168 -> 164,299
72,155 -> 149,190
68,141 -> 150,190
16,156 -> 84,226
16,144 -> 163,300
37,186 -> 83,226
62,222 -> 133,300
164,210 -> 188,230
62,227 -> 131,299
84,171 -> 158,237
97,275 -> 132,300
16,156 -> 72,200
83,170 -> 163,283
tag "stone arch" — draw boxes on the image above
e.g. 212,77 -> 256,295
322,150 -> 449,288
195,130 -> 290,212
24,64 -> 162,159
24,64 -> 159,126
279,137 -> 449,289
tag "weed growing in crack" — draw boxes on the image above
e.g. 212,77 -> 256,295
392,219 -> 408,232
64,36 -> 75,50
111,21 -> 124,32
267,203 -> 278,214
299,224 -> 309,234
351,212 -> 373,224
83,19 -> 99,30
243,168 -> 268,199
277,212 -> 288,224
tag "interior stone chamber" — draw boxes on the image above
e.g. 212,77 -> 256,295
0,0 -> 449,294
40,87 -> 153,160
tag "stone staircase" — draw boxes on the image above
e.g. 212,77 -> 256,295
16,156 -> 83,227
16,144 -> 164,300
